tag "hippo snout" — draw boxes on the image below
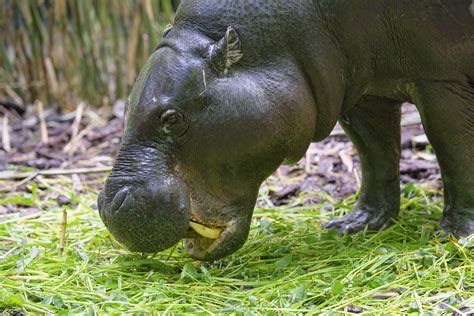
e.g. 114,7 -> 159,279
98,176 -> 191,253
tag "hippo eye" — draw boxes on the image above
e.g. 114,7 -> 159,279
160,109 -> 188,136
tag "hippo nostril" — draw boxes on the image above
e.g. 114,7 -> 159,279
110,187 -> 130,213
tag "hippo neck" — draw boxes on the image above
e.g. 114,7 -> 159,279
290,2 -> 349,141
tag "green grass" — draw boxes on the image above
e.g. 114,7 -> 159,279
0,179 -> 473,314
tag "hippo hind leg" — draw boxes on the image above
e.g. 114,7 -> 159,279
324,96 -> 402,235
413,80 -> 474,237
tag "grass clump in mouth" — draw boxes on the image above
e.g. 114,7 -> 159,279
0,179 -> 473,314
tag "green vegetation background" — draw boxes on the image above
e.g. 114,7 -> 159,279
0,0 -> 177,110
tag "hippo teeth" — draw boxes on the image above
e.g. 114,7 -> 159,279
189,221 -> 222,239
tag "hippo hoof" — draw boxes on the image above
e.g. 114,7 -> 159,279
440,213 -> 474,238
323,206 -> 397,236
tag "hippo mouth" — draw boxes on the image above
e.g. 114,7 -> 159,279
188,215 -> 225,239
184,212 -> 250,261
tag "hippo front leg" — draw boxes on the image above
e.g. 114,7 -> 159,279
324,96 -> 402,235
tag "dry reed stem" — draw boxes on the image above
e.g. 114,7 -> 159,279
0,171 -> 39,192
353,167 -> 362,189
85,109 -> 107,126
64,102 -> 85,155
2,113 -> 11,152
5,86 -> 23,105
36,100 -> 49,143
305,152 -> 312,174
126,6 -> 141,86
58,209 -> 68,255
44,56 -> 59,96
71,173 -> 84,193
0,166 -> 112,180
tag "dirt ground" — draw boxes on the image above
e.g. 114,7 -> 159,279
0,102 -> 442,215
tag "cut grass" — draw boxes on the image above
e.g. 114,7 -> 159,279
0,179 -> 473,314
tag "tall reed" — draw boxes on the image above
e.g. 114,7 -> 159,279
0,0 -> 176,110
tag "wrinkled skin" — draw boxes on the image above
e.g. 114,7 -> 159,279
99,0 -> 474,260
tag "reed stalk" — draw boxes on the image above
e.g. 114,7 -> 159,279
0,0 -> 176,110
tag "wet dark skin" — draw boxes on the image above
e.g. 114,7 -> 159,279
98,0 -> 474,261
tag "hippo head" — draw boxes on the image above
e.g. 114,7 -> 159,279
98,26 -> 317,260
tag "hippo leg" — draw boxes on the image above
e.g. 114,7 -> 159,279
324,96 -> 402,235
414,81 -> 474,237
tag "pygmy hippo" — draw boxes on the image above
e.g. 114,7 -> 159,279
98,0 -> 474,261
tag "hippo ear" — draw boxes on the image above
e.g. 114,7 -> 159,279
208,26 -> 243,75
